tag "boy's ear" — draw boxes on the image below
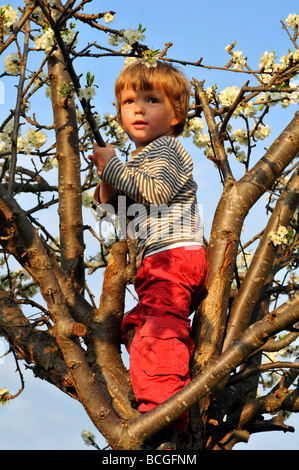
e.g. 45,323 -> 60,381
171,116 -> 180,127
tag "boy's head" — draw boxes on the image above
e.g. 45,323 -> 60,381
115,60 -> 190,137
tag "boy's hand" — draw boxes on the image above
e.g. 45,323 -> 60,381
88,143 -> 116,177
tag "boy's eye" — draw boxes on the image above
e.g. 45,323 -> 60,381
149,97 -> 159,103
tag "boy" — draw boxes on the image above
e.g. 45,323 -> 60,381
89,60 -> 208,450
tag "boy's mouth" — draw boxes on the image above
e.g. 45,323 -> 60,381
133,120 -> 147,128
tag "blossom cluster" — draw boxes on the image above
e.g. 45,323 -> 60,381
0,120 -> 47,154
268,225 -> 289,246
256,81 -> 299,109
108,27 -> 145,48
0,4 -> 18,36
3,52 -> 20,75
78,86 -> 96,101
232,124 -> 271,144
227,122 -> 271,163
182,114 -> 271,160
34,26 -> 77,53
285,13 -> 299,30
102,112 -> 129,150
224,14 -> 299,74
224,46 -> 247,71
108,25 -> 159,67
258,48 -> 299,88
182,118 -> 210,150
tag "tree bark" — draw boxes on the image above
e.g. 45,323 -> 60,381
193,111 -> 299,369
47,3 -> 85,293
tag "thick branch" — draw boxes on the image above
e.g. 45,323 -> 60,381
46,14 -> 85,293
193,111 -> 299,368
0,285 -> 77,396
0,183 -> 122,447
120,291 -> 299,449
223,169 -> 299,350
87,241 -> 138,420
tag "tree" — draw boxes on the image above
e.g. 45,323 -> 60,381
0,0 -> 298,450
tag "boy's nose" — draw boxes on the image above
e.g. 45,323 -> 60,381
134,101 -> 145,114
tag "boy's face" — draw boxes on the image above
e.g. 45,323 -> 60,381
119,85 -> 179,148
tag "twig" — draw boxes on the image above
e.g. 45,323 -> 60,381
8,20 -> 30,194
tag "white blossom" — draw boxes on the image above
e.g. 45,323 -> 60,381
122,28 -> 145,45
81,430 -> 95,446
182,118 -> 204,138
205,87 -> 213,100
82,190 -> 93,208
17,136 -> 31,154
102,112 -> 128,149
232,128 -> 248,146
0,5 -> 18,35
182,117 -> 211,151
34,27 -> 77,53
219,85 -> 240,108
285,13 -> 299,31
268,225 -> 289,246
256,91 -> 279,107
123,56 -> 138,67
3,52 -> 20,75
43,156 -> 58,171
120,43 -> 133,54
232,50 -> 246,70
192,131 -> 210,149
108,34 -> 120,47
236,150 -> 246,162
259,51 -> 275,70
242,101 -> 257,117
78,86 -> 96,101
254,124 -> 270,140
0,120 -> 13,153
25,128 -> 47,149
103,12 -> 114,23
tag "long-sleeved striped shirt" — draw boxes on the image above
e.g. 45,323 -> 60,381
94,135 -> 203,268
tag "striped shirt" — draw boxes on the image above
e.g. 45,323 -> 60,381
95,135 -> 203,268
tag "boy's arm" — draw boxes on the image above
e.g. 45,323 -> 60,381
93,181 -> 117,204
101,181 -> 117,204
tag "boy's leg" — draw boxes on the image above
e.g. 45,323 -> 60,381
122,246 -> 208,431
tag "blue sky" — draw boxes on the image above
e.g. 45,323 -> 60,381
0,0 -> 299,450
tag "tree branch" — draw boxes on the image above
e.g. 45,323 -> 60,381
223,169 -> 299,349
120,291 -> 299,449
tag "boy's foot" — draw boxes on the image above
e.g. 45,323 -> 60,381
142,428 -> 176,450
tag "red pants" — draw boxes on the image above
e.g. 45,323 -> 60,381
121,245 -> 208,431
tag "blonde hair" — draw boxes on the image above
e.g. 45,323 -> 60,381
114,60 -> 190,136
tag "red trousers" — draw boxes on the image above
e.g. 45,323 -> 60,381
121,245 -> 208,431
